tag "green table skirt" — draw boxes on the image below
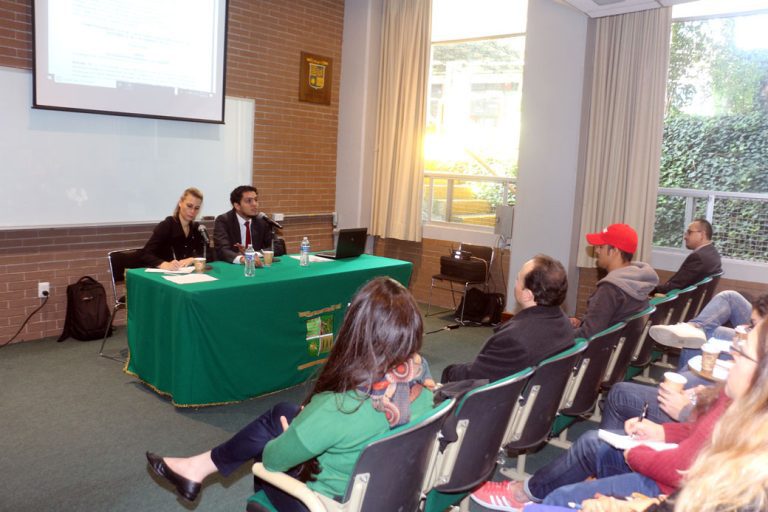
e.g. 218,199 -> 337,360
125,255 -> 412,406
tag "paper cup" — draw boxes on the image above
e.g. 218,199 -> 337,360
663,371 -> 687,392
193,257 -> 206,273
263,250 -> 274,267
701,342 -> 721,374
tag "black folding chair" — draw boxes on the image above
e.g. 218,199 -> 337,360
99,248 -> 143,362
427,243 -> 494,324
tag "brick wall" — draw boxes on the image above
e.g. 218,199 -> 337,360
0,0 -> 344,343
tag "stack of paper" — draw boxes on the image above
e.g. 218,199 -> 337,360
598,429 -> 678,451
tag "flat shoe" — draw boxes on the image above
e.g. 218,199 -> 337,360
146,451 -> 202,502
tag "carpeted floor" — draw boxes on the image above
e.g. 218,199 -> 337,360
0,306 -> 609,512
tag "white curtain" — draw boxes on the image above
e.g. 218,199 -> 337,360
577,8 -> 672,265
370,0 -> 432,242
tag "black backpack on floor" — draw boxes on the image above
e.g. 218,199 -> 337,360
456,288 -> 505,326
58,276 -> 112,342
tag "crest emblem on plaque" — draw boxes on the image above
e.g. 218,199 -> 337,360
299,52 -> 332,105
308,62 -> 326,90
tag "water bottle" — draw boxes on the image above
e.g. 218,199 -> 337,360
299,237 -> 310,266
244,244 -> 256,276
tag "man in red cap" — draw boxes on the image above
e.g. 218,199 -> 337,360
572,223 -> 659,339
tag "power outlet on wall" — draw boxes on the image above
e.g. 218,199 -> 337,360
38,282 -> 50,298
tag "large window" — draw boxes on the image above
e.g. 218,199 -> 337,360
655,1 -> 768,263
423,0 -> 527,230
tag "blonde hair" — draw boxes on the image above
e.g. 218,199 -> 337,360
173,187 -> 203,219
674,319 -> 768,512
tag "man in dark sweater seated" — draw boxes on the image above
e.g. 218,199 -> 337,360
654,218 -> 721,295
571,223 -> 659,339
441,254 -> 573,383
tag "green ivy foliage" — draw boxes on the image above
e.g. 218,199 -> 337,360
655,112 -> 768,262
659,112 -> 768,193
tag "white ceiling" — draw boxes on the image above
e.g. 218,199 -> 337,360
560,0 -> 696,18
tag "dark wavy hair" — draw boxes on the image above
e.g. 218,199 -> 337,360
229,185 -> 258,206
524,254 -> 568,307
306,276 -> 423,399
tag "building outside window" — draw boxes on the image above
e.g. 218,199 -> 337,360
423,0 -> 527,231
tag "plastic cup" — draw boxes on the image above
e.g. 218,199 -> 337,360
663,371 -> 687,392
193,257 -> 206,273
263,250 -> 274,267
701,342 -> 721,374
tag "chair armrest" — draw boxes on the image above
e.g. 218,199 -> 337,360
252,463 -> 328,512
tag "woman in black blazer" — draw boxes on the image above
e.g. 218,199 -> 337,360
142,187 -> 206,270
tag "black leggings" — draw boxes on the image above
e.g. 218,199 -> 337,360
210,401 -> 309,512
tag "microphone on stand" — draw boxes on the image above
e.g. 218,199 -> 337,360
257,212 -> 283,230
198,224 -> 210,244
198,224 -> 210,262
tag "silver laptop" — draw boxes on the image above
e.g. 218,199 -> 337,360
315,228 -> 368,259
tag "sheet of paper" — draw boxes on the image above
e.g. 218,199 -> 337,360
288,255 -> 333,263
707,337 -> 732,352
145,266 -> 195,274
598,429 -> 678,451
162,273 -> 218,284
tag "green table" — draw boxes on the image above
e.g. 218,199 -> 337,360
124,255 -> 412,407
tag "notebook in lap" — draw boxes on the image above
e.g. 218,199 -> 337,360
315,228 -> 368,259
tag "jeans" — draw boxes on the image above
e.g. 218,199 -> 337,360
210,402 -> 308,512
525,430 -> 660,506
600,382 -> 674,430
600,375 -> 707,431
678,290 -> 752,368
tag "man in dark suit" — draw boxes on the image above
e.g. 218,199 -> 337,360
655,218 -> 721,294
440,254 -> 574,383
214,185 -> 273,263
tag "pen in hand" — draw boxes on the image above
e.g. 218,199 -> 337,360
640,401 -> 649,422
630,402 -> 649,439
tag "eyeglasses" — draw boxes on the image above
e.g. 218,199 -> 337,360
730,338 -> 757,363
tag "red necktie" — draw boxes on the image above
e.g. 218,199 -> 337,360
244,221 -> 251,247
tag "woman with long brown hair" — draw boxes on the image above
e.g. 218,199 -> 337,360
145,277 -> 436,510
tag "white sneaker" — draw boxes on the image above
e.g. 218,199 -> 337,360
649,323 -> 706,349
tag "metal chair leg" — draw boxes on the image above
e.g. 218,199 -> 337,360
99,304 -> 125,363
427,278 -> 435,317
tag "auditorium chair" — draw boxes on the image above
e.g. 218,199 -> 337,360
247,398 -> 455,512
499,340 -> 588,480
422,368 -> 534,512
549,322 -> 626,447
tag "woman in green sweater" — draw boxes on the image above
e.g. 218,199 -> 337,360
146,276 -> 436,510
